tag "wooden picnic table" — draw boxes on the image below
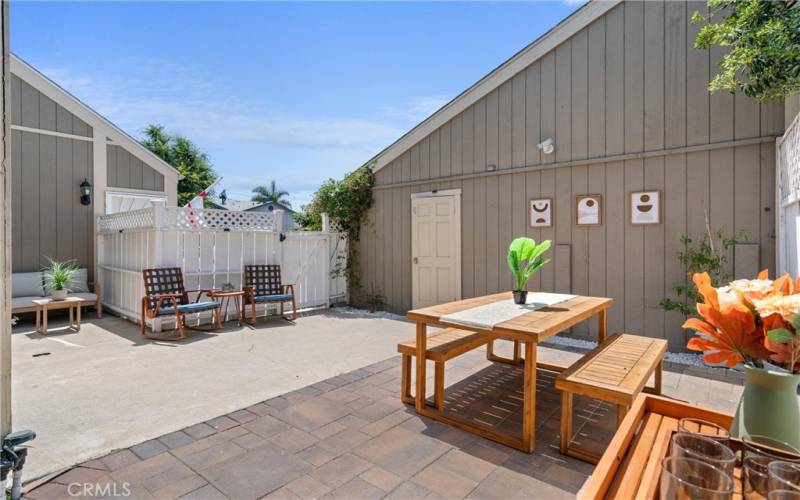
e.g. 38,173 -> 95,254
406,292 -> 613,453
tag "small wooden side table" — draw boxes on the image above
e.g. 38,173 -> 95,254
33,297 -> 83,335
210,290 -> 245,325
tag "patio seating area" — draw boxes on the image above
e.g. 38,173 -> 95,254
15,306 -> 763,498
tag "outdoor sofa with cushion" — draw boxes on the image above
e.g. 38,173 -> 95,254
11,268 -> 102,317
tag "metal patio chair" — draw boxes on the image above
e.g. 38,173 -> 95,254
243,264 -> 296,324
140,267 -> 223,341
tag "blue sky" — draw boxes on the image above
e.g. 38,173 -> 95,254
12,1 -> 579,208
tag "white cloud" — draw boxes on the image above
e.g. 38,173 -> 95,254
379,95 -> 451,123
35,58 -> 452,208
39,60 -> 406,151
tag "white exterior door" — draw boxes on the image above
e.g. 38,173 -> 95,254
411,191 -> 461,309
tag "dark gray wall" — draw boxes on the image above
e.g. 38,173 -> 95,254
10,72 -> 95,277
11,73 -> 92,137
10,128 -> 94,278
107,144 -> 164,191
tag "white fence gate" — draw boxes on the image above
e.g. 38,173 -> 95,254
778,113 -> 800,276
96,203 -> 346,330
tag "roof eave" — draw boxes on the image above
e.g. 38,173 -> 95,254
366,0 -> 621,174
10,53 -> 184,181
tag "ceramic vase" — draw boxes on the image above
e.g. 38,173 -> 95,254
730,365 -> 800,450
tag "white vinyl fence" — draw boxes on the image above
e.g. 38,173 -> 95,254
778,113 -> 800,276
96,203 -> 346,331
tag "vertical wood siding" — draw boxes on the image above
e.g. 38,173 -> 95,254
9,72 -> 166,282
10,74 -> 92,137
10,129 -> 94,279
107,145 -> 165,191
360,1 -> 785,349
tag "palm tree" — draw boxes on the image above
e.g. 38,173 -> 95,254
251,180 -> 291,208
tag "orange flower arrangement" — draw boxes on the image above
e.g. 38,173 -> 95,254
684,270 -> 800,373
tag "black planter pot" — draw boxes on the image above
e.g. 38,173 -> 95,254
512,290 -> 527,305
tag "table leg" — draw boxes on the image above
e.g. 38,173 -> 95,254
415,322 -> 427,412
654,359 -> 663,395
236,296 -> 243,325
598,309 -> 606,343
35,306 -> 40,334
522,340 -> 538,453
42,306 -> 48,334
69,306 -> 73,327
76,304 -> 81,331
560,391 -> 573,454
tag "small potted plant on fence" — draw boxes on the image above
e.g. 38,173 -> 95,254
506,237 -> 551,305
44,258 -> 79,301
684,271 -> 800,448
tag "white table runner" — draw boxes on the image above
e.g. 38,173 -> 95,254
440,292 -> 577,330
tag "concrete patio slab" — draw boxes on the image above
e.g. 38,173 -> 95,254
11,309 -> 416,479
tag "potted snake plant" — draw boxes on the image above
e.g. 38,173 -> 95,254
44,258 -> 79,301
506,237 -> 551,304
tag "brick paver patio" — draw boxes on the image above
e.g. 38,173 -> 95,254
24,340 -> 750,500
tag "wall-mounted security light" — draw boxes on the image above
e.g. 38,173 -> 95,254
537,138 -> 555,155
486,164 -> 497,172
79,178 -> 93,206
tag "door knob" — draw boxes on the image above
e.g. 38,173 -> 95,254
413,257 -> 418,264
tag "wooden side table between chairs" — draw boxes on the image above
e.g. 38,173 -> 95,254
210,290 -> 246,325
33,297 -> 83,334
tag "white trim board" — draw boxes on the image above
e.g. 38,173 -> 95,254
10,54 -> 182,183
365,0 -> 621,174
11,124 -> 93,142
410,189 -> 462,198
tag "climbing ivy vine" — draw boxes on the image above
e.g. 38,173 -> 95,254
294,166 -> 375,302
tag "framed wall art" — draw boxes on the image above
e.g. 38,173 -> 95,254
630,190 -> 660,225
575,194 -> 602,226
529,198 -> 552,228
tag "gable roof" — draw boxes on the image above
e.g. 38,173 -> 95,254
246,201 -> 295,214
10,53 -> 183,182
366,0 -> 621,173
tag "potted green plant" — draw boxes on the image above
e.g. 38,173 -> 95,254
43,258 -> 79,301
506,237 -> 551,304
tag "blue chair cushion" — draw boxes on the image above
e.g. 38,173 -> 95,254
156,301 -> 221,316
252,294 -> 293,303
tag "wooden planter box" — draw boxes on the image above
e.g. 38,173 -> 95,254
578,394 -> 734,499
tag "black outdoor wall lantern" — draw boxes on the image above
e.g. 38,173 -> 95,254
79,178 -> 93,206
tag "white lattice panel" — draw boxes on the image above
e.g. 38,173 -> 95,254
98,207 -> 278,233
164,208 -> 277,231
778,114 -> 800,276
97,208 -> 155,232
779,117 -> 800,204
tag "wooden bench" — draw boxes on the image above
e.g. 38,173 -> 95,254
555,333 -> 667,463
398,327 -> 488,410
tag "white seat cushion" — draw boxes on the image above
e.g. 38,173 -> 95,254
12,272 -> 44,298
67,268 -> 90,293
11,296 -> 40,311
69,292 -> 97,302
